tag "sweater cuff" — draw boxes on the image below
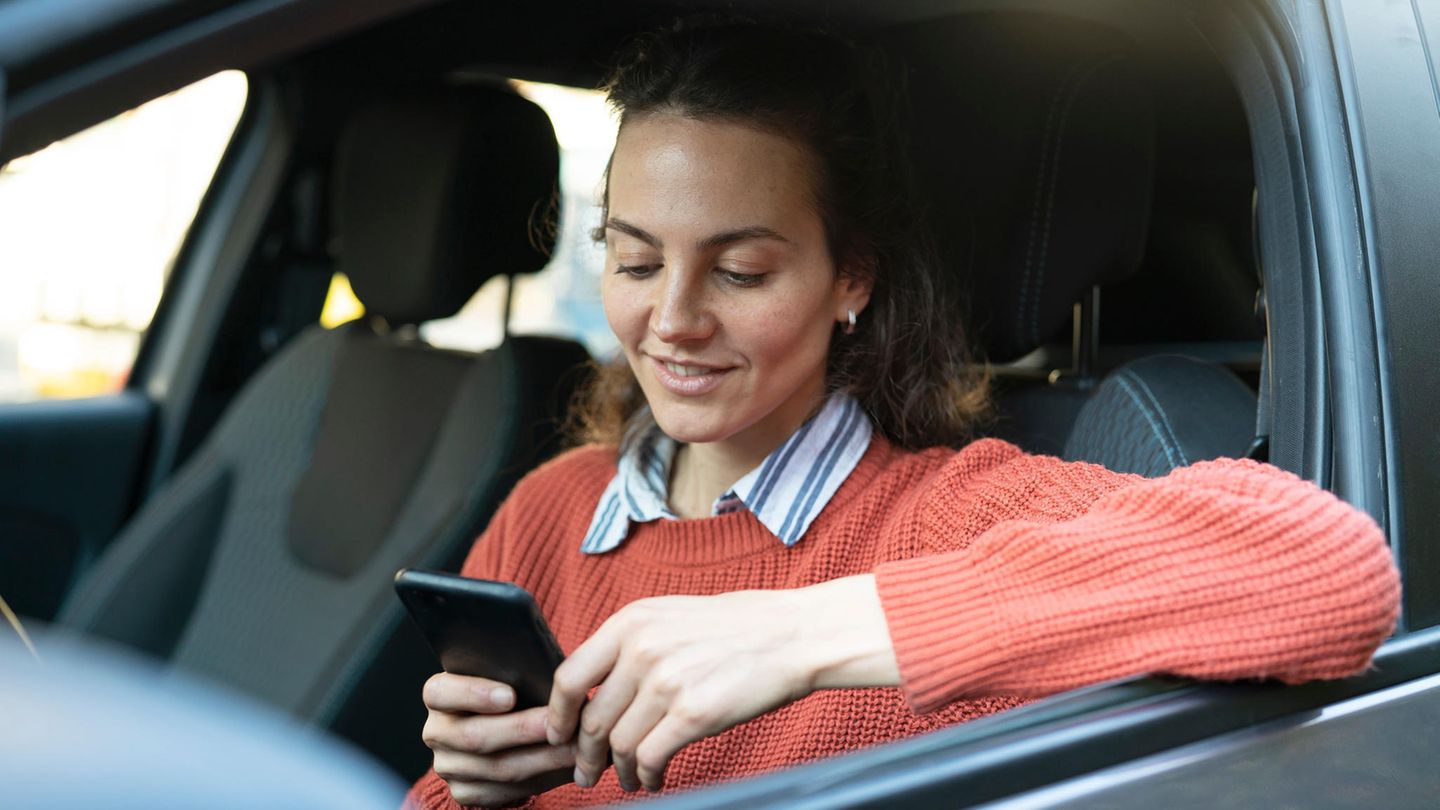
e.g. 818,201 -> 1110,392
875,550 -> 1010,713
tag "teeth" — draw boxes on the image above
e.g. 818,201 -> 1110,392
665,362 -> 709,377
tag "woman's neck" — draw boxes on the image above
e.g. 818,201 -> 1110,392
668,442 -> 758,519
667,384 -> 828,519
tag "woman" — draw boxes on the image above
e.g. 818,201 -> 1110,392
407,18 -> 1399,809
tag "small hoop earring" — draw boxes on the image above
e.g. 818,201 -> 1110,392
844,308 -> 857,334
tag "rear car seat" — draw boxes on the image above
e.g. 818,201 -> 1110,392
895,13 -> 1256,471
57,84 -> 589,779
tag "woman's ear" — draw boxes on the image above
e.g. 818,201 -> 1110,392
835,268 -> 875,323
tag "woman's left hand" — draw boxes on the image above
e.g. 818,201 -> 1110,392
544,574 -> 900,793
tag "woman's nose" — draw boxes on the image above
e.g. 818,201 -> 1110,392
650,270 -> 714,343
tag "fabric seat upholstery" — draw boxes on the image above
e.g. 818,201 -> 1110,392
892,14 -> 1256,470
1062,355 -> 1257,476
57,84 -> 589,780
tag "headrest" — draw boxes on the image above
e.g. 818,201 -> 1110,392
331,84 -> 560,326
895,13 -> 1156,362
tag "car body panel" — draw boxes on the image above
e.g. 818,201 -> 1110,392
1327,0 -> 1440,629
990,671 -> 1440,809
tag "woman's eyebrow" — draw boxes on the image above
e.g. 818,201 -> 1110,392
696,226 -> 792,251
605,219 -> 793,251
606,218 -> 662,248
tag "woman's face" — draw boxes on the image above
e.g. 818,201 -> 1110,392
602,113 -> 870,450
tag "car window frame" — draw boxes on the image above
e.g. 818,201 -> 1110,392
1325,0 -> 1440,630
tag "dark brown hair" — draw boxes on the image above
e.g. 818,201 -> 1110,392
571,16 -> 990,450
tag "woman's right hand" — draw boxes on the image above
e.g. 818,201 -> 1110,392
422,673 -> 577,808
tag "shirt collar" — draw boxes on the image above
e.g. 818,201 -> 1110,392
580,394 -> 873,554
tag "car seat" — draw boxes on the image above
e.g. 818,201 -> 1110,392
56,84 -> 590,779
893,13 -> 1258,471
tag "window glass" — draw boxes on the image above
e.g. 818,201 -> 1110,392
414,80 -> 620,357
0,71 -> 248,402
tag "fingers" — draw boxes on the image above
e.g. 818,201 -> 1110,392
446,778 -> 536,809
423,672 -> 516,714
424,705 -> 550,755
433,741 -> 577,784
445,764 -> 574,809
571,672 -> 636,787
547,617 -> 624,745
605,688 -> 669,792
635,713 -> 699,793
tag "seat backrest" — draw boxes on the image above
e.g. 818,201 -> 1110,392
1062,355 -> 1257,476
57,83 -> 589,779
897,13 -> 1156,366
892,13 -> 1255,467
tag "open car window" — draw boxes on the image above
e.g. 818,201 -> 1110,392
0,71 -> 246,402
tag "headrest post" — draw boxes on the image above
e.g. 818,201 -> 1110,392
1071,286 -> 1101,388
1247,288 -> 1272,462
501,273 -> 514,340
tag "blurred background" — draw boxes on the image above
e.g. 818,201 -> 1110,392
0,72 -> 619,404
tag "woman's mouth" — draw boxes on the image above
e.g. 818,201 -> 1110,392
649,355 -> 733,396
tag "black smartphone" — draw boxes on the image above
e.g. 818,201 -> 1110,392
394,568 -> 564,710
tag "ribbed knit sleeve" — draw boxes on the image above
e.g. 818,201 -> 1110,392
874,441 -> 1401,713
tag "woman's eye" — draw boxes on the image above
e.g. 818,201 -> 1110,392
616,264 -> 661,278
717,268 -> 765,288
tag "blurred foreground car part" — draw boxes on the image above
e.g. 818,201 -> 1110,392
0,629 -> 405,809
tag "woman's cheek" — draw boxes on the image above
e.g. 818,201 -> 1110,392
600,277 -> 645,346
744,297 -> 832,370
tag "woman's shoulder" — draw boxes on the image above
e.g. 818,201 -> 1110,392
865,435 -> 1144,527
459,445 -> 620,580
508,443 -> 620,507
869,435 -> 1031,487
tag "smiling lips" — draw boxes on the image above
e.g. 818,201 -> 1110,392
648,355 -> 733,396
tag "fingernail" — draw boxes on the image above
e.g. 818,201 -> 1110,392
573,766 -> 591,789
490,687 -> 513,709
545,717 -> 561,746
619,775 -> 637,793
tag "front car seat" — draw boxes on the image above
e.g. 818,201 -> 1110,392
894,12 -> 1257,472
56,84 -> 589,779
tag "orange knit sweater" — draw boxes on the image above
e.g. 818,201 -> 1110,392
406,437 -> 1400,809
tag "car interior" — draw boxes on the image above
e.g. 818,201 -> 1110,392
2,0 -> 1277,789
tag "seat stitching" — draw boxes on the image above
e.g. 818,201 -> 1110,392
1111,371 -> 1180,469
1017,66 -> 1078,351
1029,53 -> 1126,348
1116,369 -> 1187,469
1124,368 -> 1190,466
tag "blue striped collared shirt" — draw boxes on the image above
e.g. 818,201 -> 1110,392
580,393 -> 874,554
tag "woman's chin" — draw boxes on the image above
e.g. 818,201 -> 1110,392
652,419 -> 732,445
649,406 -> 744,446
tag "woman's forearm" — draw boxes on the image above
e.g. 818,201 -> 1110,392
874,456 -> 1400,712
794,574 -> 902,691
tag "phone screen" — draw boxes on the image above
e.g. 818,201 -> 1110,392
394,569 -> 564,709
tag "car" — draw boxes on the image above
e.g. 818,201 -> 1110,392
1,0 -> 1436,807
